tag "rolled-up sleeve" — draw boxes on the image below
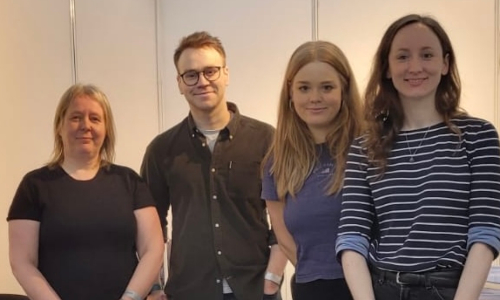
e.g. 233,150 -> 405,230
336,138 -> 375,260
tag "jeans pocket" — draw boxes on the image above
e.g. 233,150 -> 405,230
431,286 -> 456,300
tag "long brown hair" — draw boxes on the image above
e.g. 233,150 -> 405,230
364,14 -> 465,173
264,41 -> 364,200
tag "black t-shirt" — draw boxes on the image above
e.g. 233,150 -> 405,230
8,164 -> 155,300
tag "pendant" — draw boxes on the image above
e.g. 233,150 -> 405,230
409,157 -> 415,162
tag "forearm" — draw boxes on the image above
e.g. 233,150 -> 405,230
12,263 -> 60,300
278,239 -> 297,266
341,250 -> 375,300
264,244 -> 288,294
124,248 -> 164,299
454,243 -> 494,300
266,244 -> 288,276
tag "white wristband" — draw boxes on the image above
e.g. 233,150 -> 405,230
264,271 -> 282,285
122,289 -> 142,300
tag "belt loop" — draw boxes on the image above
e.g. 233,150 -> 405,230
424,272 -> 431,289
377,269 -> 385,284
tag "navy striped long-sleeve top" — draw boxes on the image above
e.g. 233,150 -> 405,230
336,117 -> 500,272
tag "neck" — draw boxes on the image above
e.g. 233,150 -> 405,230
309,128 -> 327,144
61,155 -> 101,180
191,102 -> 231,130
400,96 -> 443,131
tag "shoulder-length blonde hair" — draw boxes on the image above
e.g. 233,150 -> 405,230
264,41 -> 364,200
47,84 -> 116,168
363,14 -> 465,174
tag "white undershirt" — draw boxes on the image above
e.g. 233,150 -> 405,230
198,128 -> 220,153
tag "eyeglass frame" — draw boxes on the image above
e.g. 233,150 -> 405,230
178,66 -> 224,86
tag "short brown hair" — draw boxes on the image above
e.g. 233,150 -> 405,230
173,31 -> 226,71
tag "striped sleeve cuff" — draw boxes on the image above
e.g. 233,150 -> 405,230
468,226 -> 500,259
335,234 -> 370,261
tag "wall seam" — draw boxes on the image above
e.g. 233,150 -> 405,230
155,0 -> 164,133
69,0 -> 78,83
312,0 -> 319,40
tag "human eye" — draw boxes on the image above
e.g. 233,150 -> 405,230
396,54 -> 409,61
422,52 -> 434,59
183,71 -> 198,80
204,67 -> 219,77
90,115 -> 102,123
297,85 -> 310,92
322,84 -> 335,92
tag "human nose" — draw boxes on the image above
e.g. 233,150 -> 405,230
407,57 -> 423,73
80,117 -> 91,131
309,89 -> 322,102
196,71 -> 210,86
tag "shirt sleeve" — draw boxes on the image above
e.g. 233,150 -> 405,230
261,157 -> 279,201
7,172 -> 42,222
335,138 -> 375,259
466,121 -> 500,257
141,142 -> 170,240
130,170 -> 156,210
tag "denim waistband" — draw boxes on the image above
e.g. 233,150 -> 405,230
370,267 -> 462,288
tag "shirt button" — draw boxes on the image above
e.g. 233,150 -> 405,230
216,279 -> 221,284
211,168 -> 216,173
215,223 -> 220,228
191,134 -> 195,138
229,135 -> 233,140
213,195 -> 217,200
217,251 -> 222,255
202,143 -> 206,147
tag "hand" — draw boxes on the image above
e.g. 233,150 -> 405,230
264,279 -> 280,295
146,290 -> 168,300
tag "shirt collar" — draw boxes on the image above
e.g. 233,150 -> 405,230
187,102 -> 241,140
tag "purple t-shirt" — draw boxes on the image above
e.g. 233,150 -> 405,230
262,144 -> 344,283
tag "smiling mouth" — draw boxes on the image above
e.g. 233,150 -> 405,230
405,78 -> 427,85
308,107 -> 327,112
77,137 -> 93,141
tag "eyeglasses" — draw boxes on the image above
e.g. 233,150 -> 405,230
179,66 -> 223,86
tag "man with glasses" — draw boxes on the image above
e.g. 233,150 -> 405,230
141,31 -> 287,300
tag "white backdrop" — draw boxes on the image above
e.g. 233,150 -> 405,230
1,0 -> 499,297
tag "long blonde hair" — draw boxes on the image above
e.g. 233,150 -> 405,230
264,41 -> 363,200
47,84 -> 116,168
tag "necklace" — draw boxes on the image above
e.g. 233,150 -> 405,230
404,126 -> 431,162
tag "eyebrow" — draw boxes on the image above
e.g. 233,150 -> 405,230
295,80 -> 336,84
395,46 -> 435,52
182,66 -> 219,73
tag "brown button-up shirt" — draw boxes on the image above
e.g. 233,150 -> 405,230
141,102 -> 276,300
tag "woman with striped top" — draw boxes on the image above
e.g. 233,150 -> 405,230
335,14 -> 500,300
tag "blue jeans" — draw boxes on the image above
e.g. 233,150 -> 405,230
370,267 -> 459,300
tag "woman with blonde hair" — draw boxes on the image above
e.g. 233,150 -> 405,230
8,84 -> 164,300
262,41 -> 363,300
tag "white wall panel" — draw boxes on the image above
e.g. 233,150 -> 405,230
0,0 -> 73,293
318,0 -> 497,124
75,0 -> 159,171
160,0 -> 312,130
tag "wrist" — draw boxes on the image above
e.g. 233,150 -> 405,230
122,290 -> 142,300
264,271 -> 283,285
149,283 -> 163,295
